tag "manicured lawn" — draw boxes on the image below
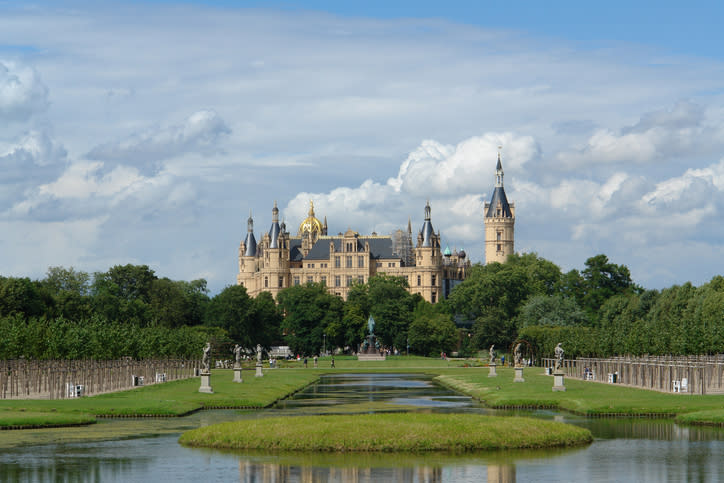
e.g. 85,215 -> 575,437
0,410 -> 95,429
4,359 -> 724,429
179,412 -> 592,451
0,369 -> 320,418
437,367 -> 724,417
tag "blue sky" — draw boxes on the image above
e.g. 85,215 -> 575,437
1,1 -> 723,293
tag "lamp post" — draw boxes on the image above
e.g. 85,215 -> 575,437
323,334 -> 326,356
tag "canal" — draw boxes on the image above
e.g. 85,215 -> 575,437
1,373 -> 724,481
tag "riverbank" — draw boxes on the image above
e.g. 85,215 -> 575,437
179,413 -> 593,451
436,367 -> 724,420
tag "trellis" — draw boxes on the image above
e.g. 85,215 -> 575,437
0,358 -> 200,399
542,355 -> 724,394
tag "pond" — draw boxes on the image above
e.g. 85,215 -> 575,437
2,373 -> 724,482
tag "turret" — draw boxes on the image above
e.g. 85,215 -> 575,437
484,151 -> 515,264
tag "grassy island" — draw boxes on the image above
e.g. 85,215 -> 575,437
178,413 -> 593,452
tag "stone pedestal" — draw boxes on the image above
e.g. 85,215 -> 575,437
198,371 -> 213,393
552,371 -> 566,391
514,366 -> 525,382
233,367 -> 243,383
488,363 -> 497,377
255,362 -> 263,377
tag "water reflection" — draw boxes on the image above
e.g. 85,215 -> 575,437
3,372 -> 724,482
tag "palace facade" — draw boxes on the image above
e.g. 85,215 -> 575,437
237,200 -> 470,303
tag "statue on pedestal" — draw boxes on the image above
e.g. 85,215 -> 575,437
489,344 -> 496,365
554,343 -> 564,371
256,344 -> 263,364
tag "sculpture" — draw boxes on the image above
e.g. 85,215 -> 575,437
256,344 -> 263,364
233,344 -> 242,367
489,344 -> 496,365
202,342 -> 211,372
554,343 -> 564,371
514,342 -> 522,367
367,315 -> 375,335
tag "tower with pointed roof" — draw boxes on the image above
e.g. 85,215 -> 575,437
484,151 -> 515,264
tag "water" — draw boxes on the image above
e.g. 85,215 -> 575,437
2,373 -> 724,482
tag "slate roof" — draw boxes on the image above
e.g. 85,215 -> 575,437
244,232 -> 257,256
302,236 -> 396,260
486,186 -> 513,218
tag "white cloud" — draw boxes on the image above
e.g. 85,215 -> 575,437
86,109 -> 231,169
0,61 -> 48,122
556,101 -> 720,167
0,4 -> 723,292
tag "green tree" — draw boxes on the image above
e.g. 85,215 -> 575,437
580,254 -> 634,318
205,285 -> 253,345
516,295 -> 589,329
407,301 -> 457,356
278,283 -> 343,355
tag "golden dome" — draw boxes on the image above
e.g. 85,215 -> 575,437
298,200 -> 323,236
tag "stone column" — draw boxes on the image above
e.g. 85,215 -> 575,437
255,362 -> 263,377
488,363 -> 497,377
552,371 -> 566,392
233,365 -> 243,383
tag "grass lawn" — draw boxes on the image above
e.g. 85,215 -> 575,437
436,366 -> 724,418
0,369 -> 320,420
0,410 -> 96,429
179,412 -> 592,451
4,358 -> 724,428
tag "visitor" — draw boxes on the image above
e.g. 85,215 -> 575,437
303,357 -> 308,368
501,355 -> 505,366
313,355 -> 318,368
331,356 -> 335,368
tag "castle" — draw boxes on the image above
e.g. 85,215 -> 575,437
237,155 -> 514,301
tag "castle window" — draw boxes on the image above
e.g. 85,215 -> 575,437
496,232 -> 501,241
335,256 -> 341,268
376,262 -> 382,267
417,275 -> 421,286
335,276 -> 341,287
307,276 -> 313,284
497,244 -> 502,251
346,256 -> 352,268
358,256 -> 364,268
346,275 -> 352,286
431,274 -> 436,286
358,275 -> 364,284
346,242 -> 353,252
321,276 -> 327,285
264,277 -> 268,288
431,292 -> 437,303
294,276 -> 300,286
278,276 -> 283,287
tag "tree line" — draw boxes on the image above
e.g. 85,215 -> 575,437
3,253 -> 724,361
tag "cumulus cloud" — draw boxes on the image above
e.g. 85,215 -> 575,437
0,130 -> 67,208
280,132 -> 537,255
0,61 -> 48,122
556,101 -> 719,167
86,110 -> 231,170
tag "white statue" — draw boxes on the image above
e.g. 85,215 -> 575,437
202,342 -> 211,371
554,343 -> 564,371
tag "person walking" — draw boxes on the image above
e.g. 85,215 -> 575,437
331,356 -> 335,368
